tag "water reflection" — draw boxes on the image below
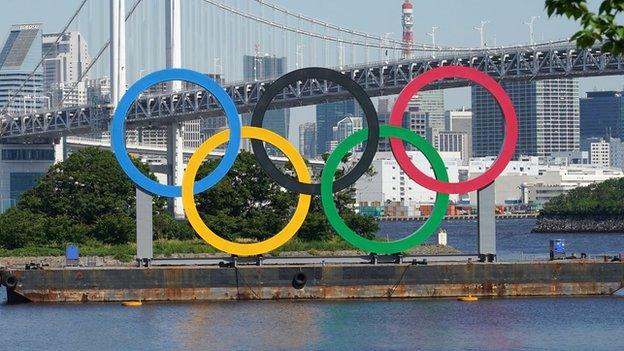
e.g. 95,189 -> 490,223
1,296 -> 623,350
176,301 -> 321,350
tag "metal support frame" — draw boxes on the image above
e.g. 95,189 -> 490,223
477,181 -> 496,262
4,44 -> 624,141
150,254 -> 478,267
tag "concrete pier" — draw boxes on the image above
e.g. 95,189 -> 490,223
2,261 -> 623,303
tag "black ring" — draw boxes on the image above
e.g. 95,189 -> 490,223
251,67 -> 379,195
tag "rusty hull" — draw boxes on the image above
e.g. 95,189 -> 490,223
2,261 -> 623,303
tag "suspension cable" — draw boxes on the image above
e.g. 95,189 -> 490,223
206,0 -> 570,53
0,0 -> 89,116
253,0 -> 439,49
53,0 -> 144,111
203,0 -> 446,52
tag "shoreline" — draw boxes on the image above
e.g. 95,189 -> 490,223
0,244 -> 460,269
533,215 -> 624,233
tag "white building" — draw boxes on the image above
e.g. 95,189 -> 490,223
444,108 -> 472,160
547,150 -> 590,166
356,152 -> 624,209
466,156 -> 623,207
590,139 -> 610,167
435,131 -> 469,165
355,151 -> 462,206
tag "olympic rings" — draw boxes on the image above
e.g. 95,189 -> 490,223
111,68 -> 242,198
251,67 -> 380,195
321,125 -> 450,254
111,66 -> 518,257
182,126 -> 312,256
389,66 -> 518,194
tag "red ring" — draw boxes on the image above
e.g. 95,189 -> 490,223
389,66 -> 518,194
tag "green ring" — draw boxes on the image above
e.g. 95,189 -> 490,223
320,125 -> 450,254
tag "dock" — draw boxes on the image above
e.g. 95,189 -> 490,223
2,260 -> 623,303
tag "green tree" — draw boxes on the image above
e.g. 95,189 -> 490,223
18,147 -> 159,224
546,0 -> 624,54
193,151 -> 297,241
0,208 -> 47,249
193,150 -> 378,243
90,214 -> 136,245
0,147 -> 184,249
541,177 -> 624,216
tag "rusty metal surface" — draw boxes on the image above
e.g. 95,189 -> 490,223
2,261 -> 624,303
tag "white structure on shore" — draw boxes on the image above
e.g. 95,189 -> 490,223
355,154 -> 624,209
355,151 -> 462,206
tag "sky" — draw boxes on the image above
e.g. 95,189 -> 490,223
1,0 -> 623,144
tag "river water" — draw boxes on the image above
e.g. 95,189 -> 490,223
378,218 -> 624,260
1,219 -> 623,350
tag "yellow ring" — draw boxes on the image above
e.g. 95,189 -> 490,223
182,126 -> 312,256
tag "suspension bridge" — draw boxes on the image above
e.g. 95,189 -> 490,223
1,0 -> 623,142
0,0 -> 623,220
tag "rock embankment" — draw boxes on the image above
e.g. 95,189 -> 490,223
533,215 -> 624,233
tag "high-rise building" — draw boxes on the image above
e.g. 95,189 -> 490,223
445,108 -> 472,160
330,116 -> 363,151
0,24 -> 55,210
609,137 -> 624,169
42,32 -> 90,86
472,79 -> 579,158
42,31 -> 91,108
408,90 -> 444,142
580,91 -> 624,143
377,97 -> 431,152
243,54 -> 289,147
435,131 -> 469,165
0,24 -> 44,115
86,77 -> 111,105
316,99 -> 361,155
298,122 -> 317,159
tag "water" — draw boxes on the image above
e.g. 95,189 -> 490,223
377,218 -> 624,260
2,219 -> 623,350
0,292 -> 623,350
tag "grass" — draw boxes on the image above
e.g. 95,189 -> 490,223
0,239 -> 360,261
0,238 -> 458,262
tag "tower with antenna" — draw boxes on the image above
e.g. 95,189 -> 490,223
402,0 -> 414,59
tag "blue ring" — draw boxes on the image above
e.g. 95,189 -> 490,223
111,68 -> 241,198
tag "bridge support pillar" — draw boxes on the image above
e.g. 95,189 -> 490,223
167,122 -> 185,219
477,181 -> 496,261
136,187 -> 153,266
53,137 -> 67,164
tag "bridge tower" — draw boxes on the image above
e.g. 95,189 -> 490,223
165,0 -> 185,219
110,0 -> 126,105
401,0 -> 414,59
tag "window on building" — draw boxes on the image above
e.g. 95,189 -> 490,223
1,149 -> 55,160
9,172 -> 44,200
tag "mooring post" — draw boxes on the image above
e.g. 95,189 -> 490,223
136,188 -> 153,266
477,181 -> 496,262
